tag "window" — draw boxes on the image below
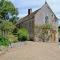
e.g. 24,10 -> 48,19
51,14 -> 53,17
45,16 -> 49,23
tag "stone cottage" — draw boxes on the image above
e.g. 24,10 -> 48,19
17,2 -> 58,42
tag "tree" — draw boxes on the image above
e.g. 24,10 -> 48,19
0,0 -> 18,46
9,15 -> 19,24
1,20 -> 15,37
0,0 -> 18,21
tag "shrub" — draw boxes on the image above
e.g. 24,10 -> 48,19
0,36 -> 10,46
17,28 -> 29,41
7,34 -> 18,43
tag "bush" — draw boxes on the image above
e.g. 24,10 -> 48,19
17,28 -> 29,41
7,34 -> 18,43
0,36 -> 10,46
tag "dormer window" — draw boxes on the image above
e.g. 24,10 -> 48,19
45,16 -> 49,23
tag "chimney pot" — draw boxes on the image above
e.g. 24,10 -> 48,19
28,8 -> 32,15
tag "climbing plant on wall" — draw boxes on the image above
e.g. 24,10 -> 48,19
35,24 -> 52,42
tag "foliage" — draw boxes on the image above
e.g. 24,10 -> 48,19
35,24 -> 52,29
0,36 -> 10,46
38,28 -> 50,42
35,24 -> 52,42
9,16 -> 19,24
0,0 -> 18,21
0,0 -> 18,47
58,26 -> 60,34
40,24 -> 52,29
2,20 -> 15,32
7,34 -> 18,43
17,28 -> 29,41
0,20 -> 15,38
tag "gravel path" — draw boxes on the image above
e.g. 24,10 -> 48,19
0,41 -> 60,60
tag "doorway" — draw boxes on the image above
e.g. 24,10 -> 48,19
50,30 -> 56,42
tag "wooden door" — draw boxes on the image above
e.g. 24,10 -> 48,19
50,30 -> 56,42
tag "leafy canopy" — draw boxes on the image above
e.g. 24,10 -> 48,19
2,20 -> 15,32
0,0 -> 18,20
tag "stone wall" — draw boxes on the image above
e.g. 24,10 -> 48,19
34,3 -> 58,42
19,18 -> 34,40
34,25 -> 51,42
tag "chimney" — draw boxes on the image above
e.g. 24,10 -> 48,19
45,1 -> 47,4
28,8 -> 32,15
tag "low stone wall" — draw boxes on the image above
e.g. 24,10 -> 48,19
0,42 -> 27,56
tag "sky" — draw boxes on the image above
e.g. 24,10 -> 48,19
10,0 -> 60,24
